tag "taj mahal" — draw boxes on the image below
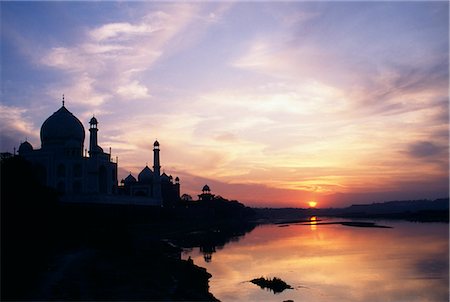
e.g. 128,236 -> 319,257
18,100 -> 180,207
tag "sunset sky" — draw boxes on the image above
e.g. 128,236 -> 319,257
1,1 -> 448,207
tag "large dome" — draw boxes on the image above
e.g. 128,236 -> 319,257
40,105 -> 85,148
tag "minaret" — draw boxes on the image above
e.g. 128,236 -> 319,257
152,140 -> 162,201
89,116 -> 99,156
175,177 -> 180,200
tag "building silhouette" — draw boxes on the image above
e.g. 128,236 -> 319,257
18,100 -> 180,206
198,185 -> 215,201
18,102 -> 117,196
119,141 -> 180,207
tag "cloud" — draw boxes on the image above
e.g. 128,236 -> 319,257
349,62 -> 449,118
0,105 -> 39,151
414,257 -> 449,280
39,4 -> 201,112
232,3 -> 449,122
407,141 -> 447,158
277,10 -> 321,27
214,132 -> 238,142
46,74 -> 111,108
233,37 -> 448,123
89,20 -> 161,42
116,81 -> 150,99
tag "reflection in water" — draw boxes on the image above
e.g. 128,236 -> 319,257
183,219 -> 449,302
200,245 -> 216,263
176,222 -> 256,263
310,216 -> 317,231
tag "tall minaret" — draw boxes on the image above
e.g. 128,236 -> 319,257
152,140 -> 162,201
89,116 -> 100,156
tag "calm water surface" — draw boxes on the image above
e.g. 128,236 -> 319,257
182,219 -> 449,302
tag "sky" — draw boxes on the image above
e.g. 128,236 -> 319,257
1,1 -> 448,208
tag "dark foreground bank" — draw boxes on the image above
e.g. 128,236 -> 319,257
2,200 -> 256,301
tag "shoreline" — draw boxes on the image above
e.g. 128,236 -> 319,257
2,200 -> 255,301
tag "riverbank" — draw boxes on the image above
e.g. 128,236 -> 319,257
2,199 -> 256,301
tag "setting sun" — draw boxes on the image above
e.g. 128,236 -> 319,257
308,201 -> 317,208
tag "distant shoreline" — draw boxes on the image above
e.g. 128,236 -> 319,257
251,198 -> 449,223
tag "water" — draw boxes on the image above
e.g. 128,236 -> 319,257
182,219 -> 449,301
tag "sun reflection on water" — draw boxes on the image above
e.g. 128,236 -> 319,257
310,216 -> 317,231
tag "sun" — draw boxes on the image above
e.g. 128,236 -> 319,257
308,201 -> 317,208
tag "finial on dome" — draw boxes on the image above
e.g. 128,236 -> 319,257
62,94 -> 65,107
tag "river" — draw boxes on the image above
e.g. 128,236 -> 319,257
182,218 -> 449,301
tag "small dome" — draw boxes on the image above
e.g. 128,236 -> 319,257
90,116 -> 98,124
18,141 -> 33,155
154,140 -> 160,147
40,105 -> 85,148
202,184 -> 210,192
124,173 -> 137,184
138,166 -> 153,183
175,177 -> 180,181
160,172 -> 170,182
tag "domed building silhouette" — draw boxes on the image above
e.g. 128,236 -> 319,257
18,99 -> 180,206
198,184 -> 214,201
19,101 -> 117,197
119,140 -> 181,207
